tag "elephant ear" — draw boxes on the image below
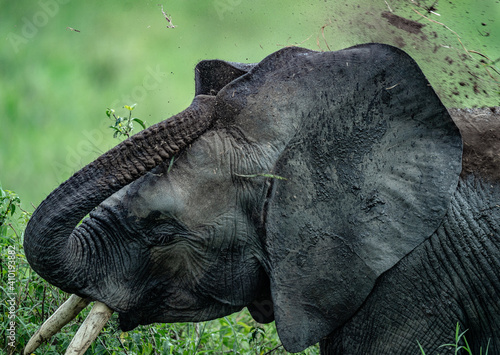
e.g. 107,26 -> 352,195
264,44 -> 462,352
195,59 -> 255,96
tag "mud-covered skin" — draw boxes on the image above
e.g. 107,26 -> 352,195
321,108 -> 500,354
321,177 -> 500,354
450,107 -> 500,183
93,128 -> 277,329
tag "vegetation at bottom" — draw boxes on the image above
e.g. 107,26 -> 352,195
0,183 -> 319,354
418,323 -> 490,355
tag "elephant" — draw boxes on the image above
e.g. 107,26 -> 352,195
23,43 -> 500,354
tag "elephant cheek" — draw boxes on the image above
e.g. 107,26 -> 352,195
149,244 -> 205,281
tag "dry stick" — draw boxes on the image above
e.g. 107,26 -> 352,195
41,284 -> 46,321
19,275 -> 31,305
411,8 -> 472,58
7,223 -> 18,238
316,20 -> 332,52
99,336 -> 114,355
116,335 -> 130,355
414,7 -> 499,84
277,34 -> 313,49
385,0 -> 393,12
263,344 -> 283,355
468,51 -> 500,79
25,292 -> 42,319
158,4 -> 176,28
321,23 -> 332,51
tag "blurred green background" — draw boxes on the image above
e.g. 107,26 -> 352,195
1,0 -> 499,208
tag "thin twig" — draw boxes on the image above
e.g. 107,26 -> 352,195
263,344 -> 283,354
19,274 -> 32,305
316,20 -> 332,51
41,284 -> 46,321
117,334 -> 130,355
7,223 -> 19,238
97,336 -> 113,355
411,7 -> 472,58
385,0 -> 393,12
158,4 -> 176,28
321,23 -> 331,51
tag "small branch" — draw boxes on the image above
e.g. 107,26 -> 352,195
41,284 -> 46,321
263,344 -> 283,355
411,7 -> 472,58
117,335 -> 130,355
7,223 -> 19,238
320,21 -> 332,51
158,4 -> 176,28
385,0 -> 393,12
316,20 -> 332,52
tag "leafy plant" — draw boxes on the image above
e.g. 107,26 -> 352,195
0,185 -> 24,227
106,104 -> 147,139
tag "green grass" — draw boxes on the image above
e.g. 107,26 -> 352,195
418,323 -> 491,355
0,184 -> 319,354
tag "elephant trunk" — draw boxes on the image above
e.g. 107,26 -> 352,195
24,95 -> 215,292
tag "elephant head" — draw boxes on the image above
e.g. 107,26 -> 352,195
24,43 -> 462,352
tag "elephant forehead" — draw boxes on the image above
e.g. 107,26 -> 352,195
109,131 -> 239,228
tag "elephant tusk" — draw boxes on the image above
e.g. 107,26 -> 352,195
24,294 -> 91,354
64,301 -> 114,355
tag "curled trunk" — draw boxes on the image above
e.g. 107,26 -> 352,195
24,95 -> 215,293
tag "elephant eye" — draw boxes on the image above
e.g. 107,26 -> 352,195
150,233 -> 175,245
147,216 -> 188,246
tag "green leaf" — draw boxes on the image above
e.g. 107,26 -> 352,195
105,108 -> 114,117
236,322 -> 253,333
132,118 -> 147,129
416,341 -> 426,355
124,104 -> 136,111
167,156 -> 175,173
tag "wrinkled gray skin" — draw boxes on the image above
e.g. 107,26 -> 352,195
24,44 -> 500,354
322,107 -> 500,354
